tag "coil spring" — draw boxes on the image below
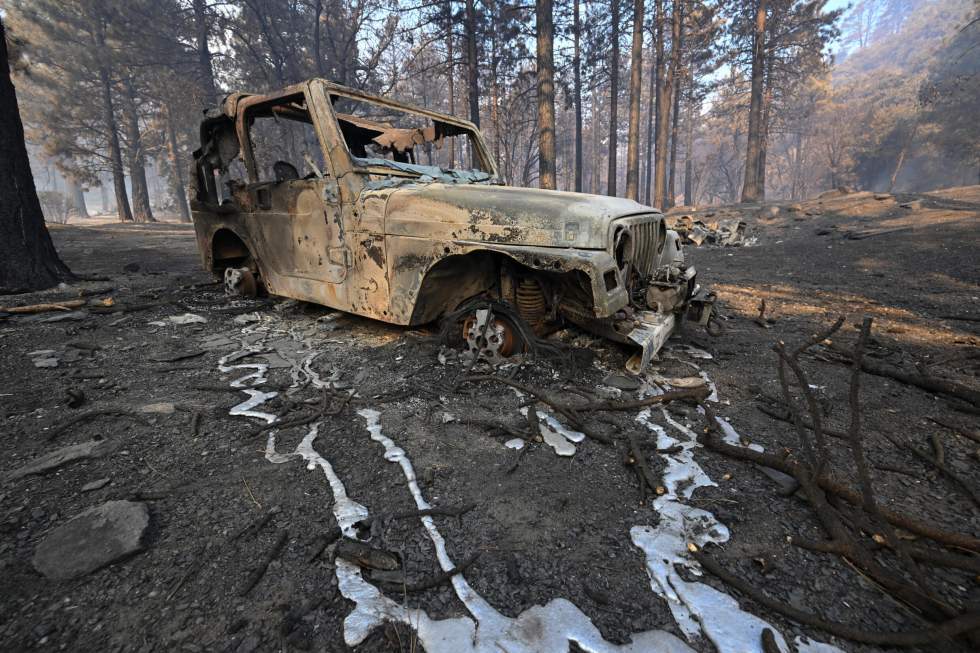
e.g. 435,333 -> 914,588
516,278 -> 547,329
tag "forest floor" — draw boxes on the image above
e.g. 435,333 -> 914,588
1,187 -> 978,653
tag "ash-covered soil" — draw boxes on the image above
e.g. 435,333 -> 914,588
1,188 -> 978,653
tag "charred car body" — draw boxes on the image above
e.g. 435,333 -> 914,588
189,79 -> 713,369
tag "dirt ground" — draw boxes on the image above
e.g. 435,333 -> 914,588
1,187 -> 978,653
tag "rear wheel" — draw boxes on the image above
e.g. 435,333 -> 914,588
224,266 -> 258,298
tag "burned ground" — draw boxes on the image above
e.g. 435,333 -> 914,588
1,188 -> 978,652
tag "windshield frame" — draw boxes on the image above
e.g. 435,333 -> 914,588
314,81 -> 499,180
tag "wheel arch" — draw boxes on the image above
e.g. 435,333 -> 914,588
209,228 -> 253,273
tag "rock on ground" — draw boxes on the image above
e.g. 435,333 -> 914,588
32,500 -> 150,580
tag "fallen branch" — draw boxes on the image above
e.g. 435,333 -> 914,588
307,529 -> 341,563
0,299 -> 86,314
695,552 -> 980,646
928,416 -> 980,446
239,530 -> 289,596
698,426 -> 980,552
459,375 -> 613,444
44,408 -> 151,442
627,432 -> 660,494
880,431 -> 980,509
828,343 -> 980,407
380,553 -> 481,593
231,507 -> 277,542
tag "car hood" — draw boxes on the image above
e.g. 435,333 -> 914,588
382,183 -> 658,249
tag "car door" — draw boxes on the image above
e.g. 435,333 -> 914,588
235,87 -> 350,309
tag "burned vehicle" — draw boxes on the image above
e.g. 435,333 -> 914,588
189,79 -> 713,369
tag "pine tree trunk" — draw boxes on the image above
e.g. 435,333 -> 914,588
122,79 -> 155,223
645,0 -> 663,205
98,68 -> 133,222
653,0 -> 680,208
66,175 -> 89,219
165,104 -> 191,222
0,17 -> 72,291
740,0 -> 767,203
193,0 -> 219,103
683,92 -> 695,206
465,0 -> 480,128
573,0 -> 584,192
625,0 -> 645,201
666,72 -> 681,207
591,85 -> 600,194
446,1 -> 456,168
536,0 -> 557,190
607,0 -> 620,197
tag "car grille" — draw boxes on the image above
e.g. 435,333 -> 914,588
615,216 -> 665,278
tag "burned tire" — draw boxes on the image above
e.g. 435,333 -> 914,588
224,266 -> 259,298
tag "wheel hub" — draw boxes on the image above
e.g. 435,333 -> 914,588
462,309 -> 518,365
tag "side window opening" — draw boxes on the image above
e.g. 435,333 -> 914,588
245,94 -> 327,183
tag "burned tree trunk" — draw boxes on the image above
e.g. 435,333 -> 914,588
65,175 -> 89,219
683,88 -> 695,206
536,0 -> 557,190
667,71 -> 681,207
164,104 -> 191,222
740,0 -> 767,203
573,0 -> 583,193
122,79 -> 155,223
464,0 -> 480,128
93,20 -> 133,223
607,0 -> 621,197
193,0 -> 219,103
644,0 -> 664,205
445,0 -> 456,168
653,0 -> 681,208
0,17 -> 72,291
625,0 -> 645,201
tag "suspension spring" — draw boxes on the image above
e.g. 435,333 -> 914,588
515,278 -> 547,331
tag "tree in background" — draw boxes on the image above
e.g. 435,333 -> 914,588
0,16 -> 72,291
536,0 -> 557,189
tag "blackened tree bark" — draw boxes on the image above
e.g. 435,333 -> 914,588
740,0 -> 767,203
683,85 -> 695,206
536,0 -> 557,190
653,0 -> 681,208
65,175 -> 89,219
464,0 -> 480,128
607,0 -> 621,197
644,0 -> 663,205
666,67 -> 681,207
164,103 -> 191,222
625,0 -> 645,200
122,79 -> 155,223
94,18 -> 133,223
445,0 -> 457,168
193,0 -> 219,104
0,17 -> 72,291
572,0 -> 583,192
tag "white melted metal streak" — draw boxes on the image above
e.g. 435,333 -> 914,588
219,324 -> 842,653
347,408 -> 696,653
218,346 -> 278,424
629,360 -> 844,653
513,387 -> 584,457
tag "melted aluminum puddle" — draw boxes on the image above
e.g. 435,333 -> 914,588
627,357 -> 843,653
218,346 -> 277,424
217,322 -> 842,653
350,408 -> 695,653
